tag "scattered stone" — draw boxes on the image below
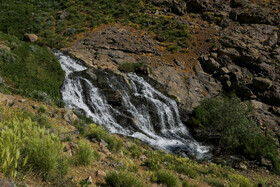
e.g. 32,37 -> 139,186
261,157 -> 273,170
86,176 -> 92,184
99,142 -> 111,156
101,139 -> 108,147
96,170 -> 106,177
19,99 -> 26,103
62,108 -> 78,123
139,155 -> 147,161
32,104 -> 39,109
219,67 -> 230,75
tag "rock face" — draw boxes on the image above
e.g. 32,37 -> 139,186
195,0 -> 280,136
65,25 -> 161,70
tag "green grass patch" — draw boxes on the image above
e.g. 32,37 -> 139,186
105,171 -> 143,187
0,32 -> 65,105
0,0 -> 191,49
74,140 -> 100,166
152,170 -> 180,187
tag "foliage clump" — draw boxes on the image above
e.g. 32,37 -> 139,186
74,140 -> 100,166
105,171 -> 143,187
118,61 -> 146,73
188,96 -> 280,173
152,170 -> 180,187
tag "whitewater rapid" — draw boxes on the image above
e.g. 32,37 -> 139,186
55,51 -> 209,158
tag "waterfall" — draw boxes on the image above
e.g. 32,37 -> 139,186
55,51 -> 210,158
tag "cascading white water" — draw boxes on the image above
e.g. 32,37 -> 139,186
55,51 -> 210,158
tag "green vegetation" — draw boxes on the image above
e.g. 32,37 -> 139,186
85,124 -> 123,152
0,0 -> 191,49
74,140 -> 100,166
118,61 -> 146,73
0,109 -> 66,178
0,32 -> 65,105
152,170 -> 180,187
188,96 -> 280,174
105,171 -> 143,187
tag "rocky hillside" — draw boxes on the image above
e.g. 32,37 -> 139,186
0,0 -> 280,186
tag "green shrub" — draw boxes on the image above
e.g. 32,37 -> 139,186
86,124 -> 123,152
203,178 -> 225,187
0,77 -> 9,93
118,61 -> 146,73
189,96 -> 279,171
128,143 -> 142,158
173,165 -> 198,179
86,123 -> 108,141
105,171 -> 143,187
182,180 -> 198,187
0,48 -> 16,64
74,140 -> 100,166
37,115 -> 53,129
144,157 -> 162,171
152,170 -> 179,187
38,106 -> 47,114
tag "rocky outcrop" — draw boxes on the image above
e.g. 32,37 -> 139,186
195,0 -> 280,136
64,25 -> 161,71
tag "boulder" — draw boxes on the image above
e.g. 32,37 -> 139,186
252,77 -> 272,91
61,108 -> 78,123
24,34 -> 38,42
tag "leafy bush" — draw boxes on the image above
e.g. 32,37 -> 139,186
182,180 -> 198,187
86,124 -> 123,152
152,170 -> 179,187
189,96 -> 279,172
128,143 -> 142,158
173,165 -> 198,179
0,77 -> 9,93
105,171 -> 143,187
118,61 -> 146,73
0,48 -> 16,64
203,178 -> 225,187
74,140 -> 100,166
